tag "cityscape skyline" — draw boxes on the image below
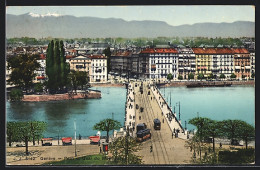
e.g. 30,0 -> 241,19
6,5 -> 255,27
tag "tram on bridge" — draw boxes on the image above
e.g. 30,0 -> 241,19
153,118 -> 161,130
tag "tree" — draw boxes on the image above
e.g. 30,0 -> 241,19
29,121 -> 47,146
7,54 -> 40,93
188,117 -> 213,160
206,119 -> 222,153
178,75 -> 183,80
7,121 -> 47,155
77,71 -> 89,90
230,73 -> 237,79
220,73 -> 226,80
60,40 -> 67,89
220,120 -> 244,146
46,40 -> 55,93
188,73 -> 194,80
109,135 -> 142,165
34,83 -> 43,93
9,88 -> 23,101
208,73 -> 214,80
93,118 -> 121,142
46,40 -> 68,93
7,122 -> 19,147
167,73 -> 173,81
197,73 -> 204,80
237,121 -> 255,149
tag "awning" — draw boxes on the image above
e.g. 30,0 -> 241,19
37,76 -> 45,80
235,66 -> 241,69
42,138 -> 53,141
89,136 -> 100,143
245,66 -> 251,69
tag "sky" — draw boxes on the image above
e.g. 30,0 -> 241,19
6,5 -> 255,26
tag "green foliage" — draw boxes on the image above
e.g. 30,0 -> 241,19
220,73 -> 226,79
167,73 -> 173,80
208,73 -> 214,79
188,73 -> 194,80
218,148 -> 255,164
230,73 -> 237,79
178,75 -> 183,80
93,118 -> 121,142
9,88 -> 23,101
7,54 -> 40,91
109,136 -> 143,165
68,70 -> 89,93
34,83 -> 43,93
6,121 -> 47,155
44,155 -> 109,165
7,121 -> 20,146
46,40 -> 68,93
197,73 -> 204,80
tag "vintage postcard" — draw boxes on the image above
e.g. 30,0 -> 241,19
5,4 -> 255,166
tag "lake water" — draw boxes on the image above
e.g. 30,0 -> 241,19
6,85 -> 255,138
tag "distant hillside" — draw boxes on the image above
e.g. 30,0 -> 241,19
6,13 -> 255,38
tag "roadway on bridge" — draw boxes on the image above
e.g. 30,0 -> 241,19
133,81 -> 192,164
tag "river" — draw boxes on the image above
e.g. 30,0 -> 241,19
6,85 -> 255,138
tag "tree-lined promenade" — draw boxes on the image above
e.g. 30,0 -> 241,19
6,116 -> 255,165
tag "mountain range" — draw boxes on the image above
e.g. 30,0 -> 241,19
6,13 -> 255,38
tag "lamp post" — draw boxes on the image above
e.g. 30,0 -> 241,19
74,119 -> 77,157
176,101 -> 181,121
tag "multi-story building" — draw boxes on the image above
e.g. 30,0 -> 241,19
139,48 -> 179,80
214,48 -> 234,78
232,48 -> 251,79
176,46 -> 196,79
34,54 -> 46,83
69,55 -> 91,74
192,48 -> 213,79
88,55 -> 107,83
110,50 -> 132,76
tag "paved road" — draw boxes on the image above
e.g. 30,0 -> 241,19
133,81 -> 192,164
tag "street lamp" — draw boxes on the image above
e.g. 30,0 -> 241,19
74,119 -> 77,157
176,101 -> 181,121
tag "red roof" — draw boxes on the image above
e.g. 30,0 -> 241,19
140,48 -> 178,54
231,48 -> 249,54
192,48 -> 250,54
88,55 -> 107,59
66,55 -> 76,59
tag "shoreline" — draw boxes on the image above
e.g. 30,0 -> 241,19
159,80 -> 255,87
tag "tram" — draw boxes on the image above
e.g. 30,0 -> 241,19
136,129 -> 151,142
153,118 -> 161,130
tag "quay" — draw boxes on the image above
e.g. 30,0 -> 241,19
124,81 -> 192,164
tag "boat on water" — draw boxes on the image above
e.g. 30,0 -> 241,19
186,81 -> 232,88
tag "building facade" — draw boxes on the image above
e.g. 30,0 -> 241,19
233,48 -> 250,79
139,48 -> 179,80
177,47 -> 196,79
192,48 -> 213,79
89,55 -> 107,83
69,56 -> 91,74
